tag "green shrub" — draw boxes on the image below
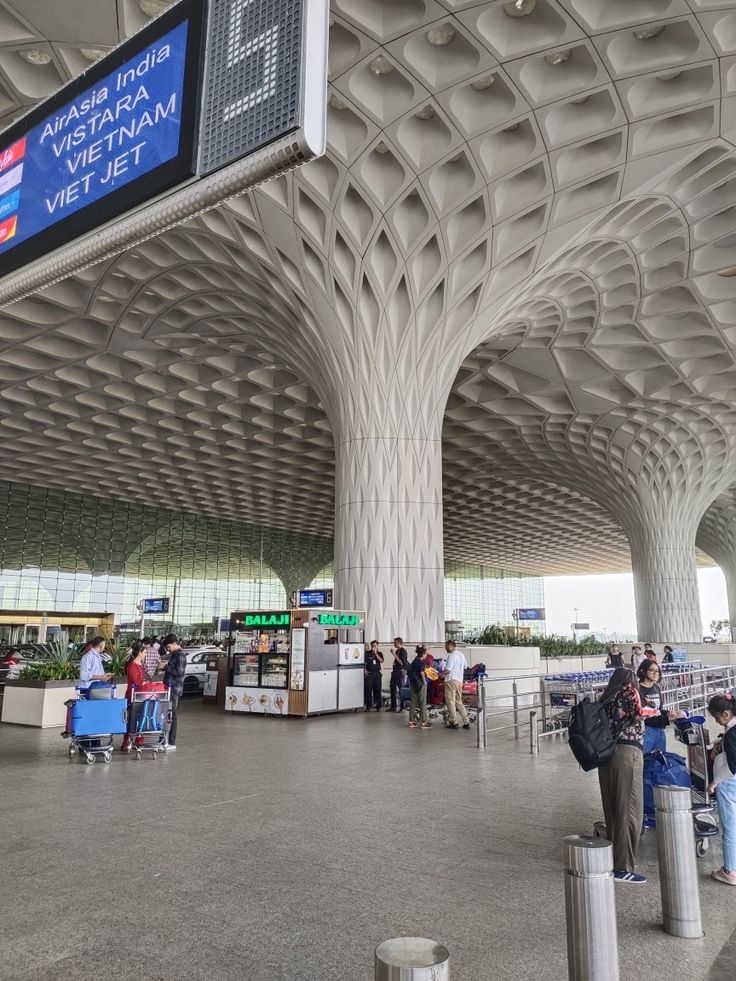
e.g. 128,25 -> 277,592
21,659 -> 78,682
467,625 -> 606,659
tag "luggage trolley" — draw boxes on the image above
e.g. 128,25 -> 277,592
126,684 -> 172,759
543,671 -> 612,732
674,716 -> 719,857
62,686 -> 127,765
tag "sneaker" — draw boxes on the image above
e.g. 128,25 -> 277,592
462,723 -> 471,730
447,722 -> 459,729
408,721 -> 418,728
711,867 -> 736,886
166,745 -> 177,752
420,722 -> 432,729
613,870 -> 646,884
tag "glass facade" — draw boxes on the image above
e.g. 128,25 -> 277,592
0,481 -> 544,637
444,560 -> 545,635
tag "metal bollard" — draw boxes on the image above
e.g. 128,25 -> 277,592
654,785 -> 703,938
476,680 -> 487,748
375,937 -> 450,980
513,680 -> 520,739
563,835 -> 619,981
529,709 -> 538,754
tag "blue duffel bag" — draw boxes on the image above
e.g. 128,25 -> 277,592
643,750 -> 691,820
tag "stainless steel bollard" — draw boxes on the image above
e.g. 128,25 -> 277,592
654,785 -> 703,938
529,709 -> 538,754
476,680 -> 487,748
375,938 -> 450,980
563,835 -> 619,981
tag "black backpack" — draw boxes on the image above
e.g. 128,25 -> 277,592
568,696 -> 617,771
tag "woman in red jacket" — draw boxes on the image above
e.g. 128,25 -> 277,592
121,641 -> 146,751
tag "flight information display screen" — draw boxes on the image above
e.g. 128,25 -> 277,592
143,597 -> 170,614
0,0 -> 203,276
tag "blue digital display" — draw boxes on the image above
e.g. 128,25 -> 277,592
0,21 -> 188,257
143,597 -> 170,615
517,608 -> 546,621
298,589 -> 333,608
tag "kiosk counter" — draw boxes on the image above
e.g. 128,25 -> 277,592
224,608 -> 366,717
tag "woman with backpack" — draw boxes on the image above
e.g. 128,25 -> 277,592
598,667 -> 646,883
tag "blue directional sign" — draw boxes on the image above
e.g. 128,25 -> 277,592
516,608 -> 546,621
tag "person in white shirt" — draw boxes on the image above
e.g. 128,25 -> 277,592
630,645 -> 646,673
79,636 -> 112,693
442,640 -> 470,730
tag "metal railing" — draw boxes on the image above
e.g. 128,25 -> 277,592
475,662 -> 736,753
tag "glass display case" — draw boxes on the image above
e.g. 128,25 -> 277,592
260,653 -> 288,689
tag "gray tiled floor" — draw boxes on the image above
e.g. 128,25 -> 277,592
1,701 -> 734,980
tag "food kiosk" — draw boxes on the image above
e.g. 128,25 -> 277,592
224,608 -> 366,717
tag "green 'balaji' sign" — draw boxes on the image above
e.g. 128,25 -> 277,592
243,612 -> 291,628
318,613 -> 360,626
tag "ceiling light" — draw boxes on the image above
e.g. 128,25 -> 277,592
139,0 -> 172,18
657,70 -> 683,81
718,266 -> 736,277
471,74 -> 496,91
427,24 -> 455,47
80,48 -> 107,63
633,24 -> 665,40
374,142 -> 390,154
415,105 -> 435,120
18,48 -> 51,66
504,0 -> 537,17
329,94 -> 347,110
369,55 -> 393,76
545,49 -> 572,66
570,95 -> 591,104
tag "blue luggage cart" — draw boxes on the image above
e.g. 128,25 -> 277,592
62,691 -> 127,765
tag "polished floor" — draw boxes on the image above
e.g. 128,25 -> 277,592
0,701 -> 734,981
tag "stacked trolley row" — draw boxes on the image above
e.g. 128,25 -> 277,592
62,683 -> 172,763
542,671 -> 612,733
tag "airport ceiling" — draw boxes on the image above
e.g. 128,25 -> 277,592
0,1 -> 735,576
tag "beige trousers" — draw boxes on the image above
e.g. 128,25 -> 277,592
598,743 -> 644,873
445,679 -> 468,725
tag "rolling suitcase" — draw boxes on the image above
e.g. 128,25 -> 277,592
69,698 -> 127,737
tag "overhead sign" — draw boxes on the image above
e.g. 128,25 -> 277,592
233,611 -> 291,629
0,0 -> 328,300
572,622 -> 590,631
142,597 -> 170,614
317,613 -> 361,627
0,0 -> 203,277
297,588 -> 333,608
515,608 -> 546,621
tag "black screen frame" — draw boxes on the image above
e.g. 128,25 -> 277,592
0,0 -> 205,279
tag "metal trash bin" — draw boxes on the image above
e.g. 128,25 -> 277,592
375,937 -> 450,980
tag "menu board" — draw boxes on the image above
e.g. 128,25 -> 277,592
290,628 -> 305,690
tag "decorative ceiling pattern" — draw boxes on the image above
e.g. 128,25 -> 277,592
0,1 -> 735,579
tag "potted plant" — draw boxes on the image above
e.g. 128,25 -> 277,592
2,646 -> 81,728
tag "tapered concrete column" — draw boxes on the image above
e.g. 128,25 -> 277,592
334,429 -> 444,643
629,521 -> 702,644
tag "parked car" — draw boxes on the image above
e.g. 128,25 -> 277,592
183,646 -> 226,695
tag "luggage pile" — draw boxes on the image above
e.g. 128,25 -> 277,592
62,682 -> 172,764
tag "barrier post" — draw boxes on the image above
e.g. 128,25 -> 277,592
563,835 -> 619,981
654,786 -> 703,938
476,679 -> 484,748
529,709 -> 538,754
375,938 -> 450,980
512,680 -> 520,739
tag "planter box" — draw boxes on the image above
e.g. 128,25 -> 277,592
1,679 -> 78,728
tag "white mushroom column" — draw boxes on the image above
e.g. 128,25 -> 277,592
333,409 -> 445,645
627,515 -> 702,644
698,500 -> 736,642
